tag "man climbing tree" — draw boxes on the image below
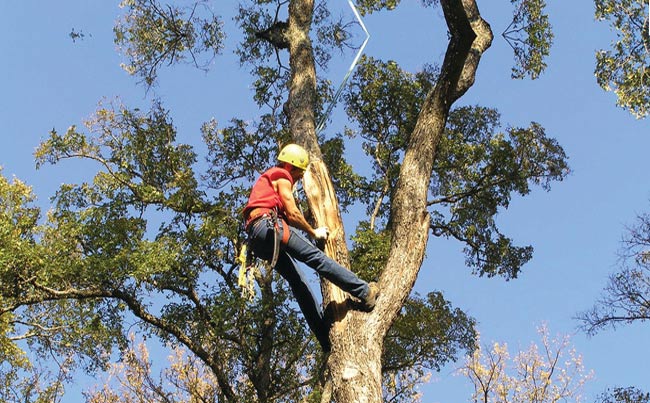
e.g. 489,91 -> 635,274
242,143 -> 378,353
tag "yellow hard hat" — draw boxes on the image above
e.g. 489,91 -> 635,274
278,144 -> 309,170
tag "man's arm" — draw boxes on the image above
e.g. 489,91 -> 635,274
276,178 -> 317,238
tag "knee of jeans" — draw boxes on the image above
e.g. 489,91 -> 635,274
276,258 -> 308,285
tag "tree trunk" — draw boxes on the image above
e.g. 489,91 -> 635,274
303,160 -> 384,401
285,0 -> 492,401
286,0 -> 319,153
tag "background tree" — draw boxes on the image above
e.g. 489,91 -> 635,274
0,0 -> 570,402
85,335 -> 221,403
113,0 -> 225,87
578,210 -> 650,335
595,387 -> 650,403
460,325 -> 593,403
0,173 -> 75,403
594,0 -> 650,118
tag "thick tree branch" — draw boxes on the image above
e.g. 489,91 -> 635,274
380,0 -> 493,337
1,278 -> 239,403
286,0 -> 320,154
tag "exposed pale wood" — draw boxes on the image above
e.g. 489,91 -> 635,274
303,159 -> 350,327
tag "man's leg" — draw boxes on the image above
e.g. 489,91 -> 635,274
274,252 -> 331,352
282,223 -> 371,301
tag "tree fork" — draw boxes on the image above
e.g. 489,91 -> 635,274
284,0 -> 492,401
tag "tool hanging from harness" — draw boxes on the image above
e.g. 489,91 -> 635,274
236,243 -> 256,300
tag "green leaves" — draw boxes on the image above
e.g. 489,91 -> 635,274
343,57 -> 568,279
320,136 -> 367,212
34,126 -> 98,170
595,387 -> 650,403
352,0 -> 442,16
595,0 -> 650,118
0,172 -> 43,302
343,57 -> 436,224
0,171 -> 126,377
384,292 -> 476,372
0,171 -> 39,242
432,106 -> 569,278
382,292 -> 476,402
350,221 -> 390,280
355,0 -> 402,16
38,100 -> 203,213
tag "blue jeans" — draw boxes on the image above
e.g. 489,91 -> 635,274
247,217 -> 370,351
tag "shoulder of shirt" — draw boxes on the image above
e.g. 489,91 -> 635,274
265,166 -> 293,183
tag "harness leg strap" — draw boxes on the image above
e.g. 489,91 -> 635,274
269,216 -> 290,268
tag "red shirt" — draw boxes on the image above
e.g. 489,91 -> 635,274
243,167 -> 294,218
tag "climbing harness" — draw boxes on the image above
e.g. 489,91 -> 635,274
238,207 -> 291,298
245,207 -> 290,268
268,208 -> 290,268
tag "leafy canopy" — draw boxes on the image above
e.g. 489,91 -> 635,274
341,57 -> 568,279
0,0 -> 580,401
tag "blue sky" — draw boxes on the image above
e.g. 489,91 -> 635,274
1,1 -> 649,402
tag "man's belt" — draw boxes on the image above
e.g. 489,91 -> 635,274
245,207 -> 273,229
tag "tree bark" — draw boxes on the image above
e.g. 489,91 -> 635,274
286,0 -> 319,154
285,0 -> 493,401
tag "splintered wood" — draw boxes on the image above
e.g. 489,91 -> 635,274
303,159 -> 351,326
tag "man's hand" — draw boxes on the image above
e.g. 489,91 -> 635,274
313,227 -> 329,241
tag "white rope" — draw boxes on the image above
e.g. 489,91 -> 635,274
316,0 -> 370,134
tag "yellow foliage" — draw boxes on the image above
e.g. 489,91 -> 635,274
86,334 -> 221,403
459,324 -> 593,403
